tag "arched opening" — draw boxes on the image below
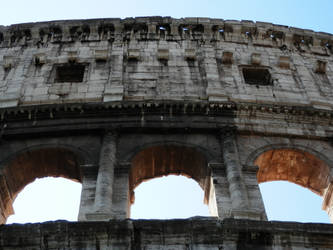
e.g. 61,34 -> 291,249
0,148 -> 82,224
259,181 -> 330,223
6,177 -> 82,224
131,175 -> 210,219
255,148 -> 331,222
129,145 -> 212,217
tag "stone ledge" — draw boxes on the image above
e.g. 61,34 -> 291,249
1,100 -> 333,125
1,219 -> 333,249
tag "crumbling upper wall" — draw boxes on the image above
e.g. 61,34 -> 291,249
0,17 -> 332,49
0,16 -> 332,113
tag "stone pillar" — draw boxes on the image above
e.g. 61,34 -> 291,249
204,47 -> 229,102
103,41 -> 124,102
0,175 -> 13,224
112,162 -> 131,219
77,164 -> 98,221
220,127 -> 266,220
322,182 -> 333,222
87,131 -> 118,220
220,127 -> 250,218
208,162 -> 233,219
242,165 -> 267,220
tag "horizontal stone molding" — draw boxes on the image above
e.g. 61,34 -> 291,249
1,219 -> 333,249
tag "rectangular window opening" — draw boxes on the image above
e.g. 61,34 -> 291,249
242,67 -> 272,86
55,64 -> 86,83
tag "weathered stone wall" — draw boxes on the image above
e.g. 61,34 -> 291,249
0,17 -> 333,248
0,17 -> 332,108
2,219 -> 333,249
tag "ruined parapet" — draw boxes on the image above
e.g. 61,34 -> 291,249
0,17 -> 331,111
0,17 -> 332,51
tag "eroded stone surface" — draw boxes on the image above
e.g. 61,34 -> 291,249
130,145 -> 208,204
256,149 -> 330,195
1,219 -> 333,249
0,16 -> 332,247
0,17 -> 331,110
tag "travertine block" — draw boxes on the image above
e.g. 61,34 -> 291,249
34,53 -> 47,65
94,49 -> 108,62
3,56 -> 14,69
278,56 -> 290,69
157,49 -> 169,60
185,49 -> 196,60
222,51 -> 233,64
315,60 -> 327,74
67,51 -> 78,63
127,49 -> 140,60
251,53 -> 261,65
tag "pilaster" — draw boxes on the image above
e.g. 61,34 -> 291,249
323,182 -> 333,222
220,126 -> 263,220
0,175 -> 13,224
77,164 -> 98,221
220,127 -> 249,212
112,162 -> 131,219
208,162 -> 232,218
242,165 -> 267,220
86,131 -> 118,221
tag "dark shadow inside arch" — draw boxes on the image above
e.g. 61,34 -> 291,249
129,145 -> 211,216
0,148 -> 82,224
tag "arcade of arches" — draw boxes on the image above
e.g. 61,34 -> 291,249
0,132 -> 333,224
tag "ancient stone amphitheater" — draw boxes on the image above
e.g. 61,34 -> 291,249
0,16 -> 333,249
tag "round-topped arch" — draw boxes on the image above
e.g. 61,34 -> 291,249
248,142 -> 333,222
118,132 -> 222,164
254,148 -> 331,195
0,145 -> 88,224
127,143 -> 215,217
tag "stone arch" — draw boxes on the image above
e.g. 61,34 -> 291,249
0,146 -> 83,224
0,143 -> 91,168
246,143 -> 333,171
125,140 -> 217,164
254,148 -> 331,195
128,144 -> 211,215
239,138 -> 333,221
0,136 -> 99,170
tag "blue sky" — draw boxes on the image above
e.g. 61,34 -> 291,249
3,0 -> 333,224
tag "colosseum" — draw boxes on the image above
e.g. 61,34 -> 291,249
0,16 -> 333,249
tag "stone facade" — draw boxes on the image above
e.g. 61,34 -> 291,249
0,17 -> 332,249
2,219 -> 333,249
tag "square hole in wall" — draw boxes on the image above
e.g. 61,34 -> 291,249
242,67 -> 272,86
55,64 -> 86,83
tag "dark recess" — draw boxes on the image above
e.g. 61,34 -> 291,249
242,68 -> 272,86
55,64 -> 85,83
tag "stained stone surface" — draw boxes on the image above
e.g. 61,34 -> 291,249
0,17 -> 332,110
0,17 -> 333,249
1,219 -> 333,249
256,149 -> 330,195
